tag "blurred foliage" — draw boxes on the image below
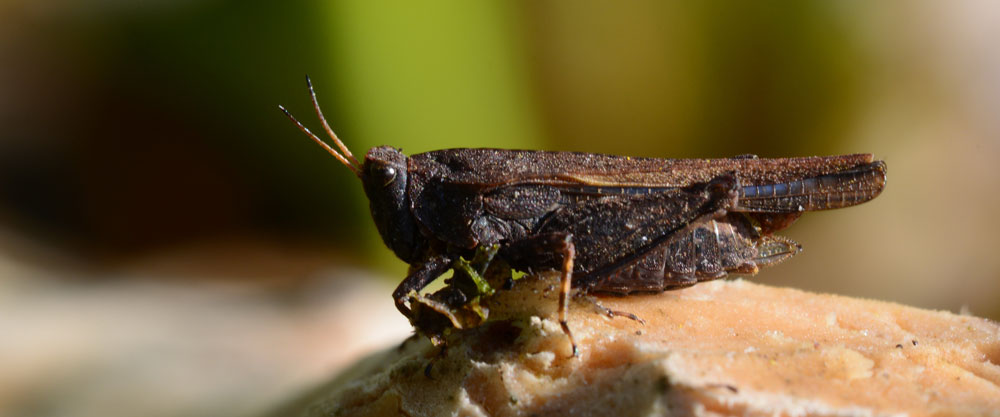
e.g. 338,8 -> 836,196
519,1 -> 865,159
1,0 -> 349,254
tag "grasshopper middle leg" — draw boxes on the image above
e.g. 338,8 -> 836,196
501,232 -> 579,356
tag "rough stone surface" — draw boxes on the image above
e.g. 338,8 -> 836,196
298,276 -> 1000,417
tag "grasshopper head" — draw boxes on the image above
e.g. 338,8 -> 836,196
361,146 -> 420,263
279,77 -> 422,263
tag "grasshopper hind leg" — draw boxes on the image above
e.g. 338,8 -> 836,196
581,294 -> 647,324
587,215 -> 802,294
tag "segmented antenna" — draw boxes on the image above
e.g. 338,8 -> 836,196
278,76 -> 362,177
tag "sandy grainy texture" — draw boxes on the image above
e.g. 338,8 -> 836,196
299,276 -> 1000,417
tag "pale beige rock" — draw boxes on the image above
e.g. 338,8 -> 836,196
299,276 -> 1000,417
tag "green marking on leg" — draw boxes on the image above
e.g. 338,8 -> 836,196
454,256 -> 495,297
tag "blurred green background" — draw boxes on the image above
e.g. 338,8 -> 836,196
1,1 -> 999,416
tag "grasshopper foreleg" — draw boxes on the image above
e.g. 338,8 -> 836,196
392,255 -> 453,317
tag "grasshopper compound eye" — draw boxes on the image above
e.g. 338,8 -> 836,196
382,166 -> 398,186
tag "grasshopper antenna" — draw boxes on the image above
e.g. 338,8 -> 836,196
305,76 -> 362,169
277,76 -> 363,178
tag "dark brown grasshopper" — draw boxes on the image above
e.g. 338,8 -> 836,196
279,77 -> 886,355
